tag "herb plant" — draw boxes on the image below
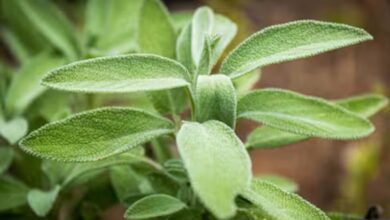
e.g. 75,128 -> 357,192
1,0 -> 389,219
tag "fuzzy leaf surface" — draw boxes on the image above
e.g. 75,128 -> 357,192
124,194 -> 186,219
238,89 -> 373,139
177,120 -> 251,218
195,75 -> 237,128
191,7 -> 214,66
176,23 -> 195,73
241,180 -> 330,220
247,93 -> 387,149
20,108 -> 173,162
27,185 -> 61,217
336,94 -> 389,118
221,20 -> 373,78
256,175 -> 298,192
42,54 -> 190,93
211,15 -> 237,64
5,53 -> 64,114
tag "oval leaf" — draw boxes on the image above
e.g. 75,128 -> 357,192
124,194 -> 186,219
27,185 -> 61,217
42,54 -> 191,93
242,180 -> 330,220
20,107 -> 174,162
195,75 -> 237,128
221,20 -> 373,78
238,89 -> 373,139
246,93 -> 388,149
191,7 -> 214,66
177,120 -> 251,218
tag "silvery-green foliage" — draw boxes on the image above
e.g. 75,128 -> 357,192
238,89 -> 374,139
220,20 -> 373,78
177,121 -> 251,218
247,94 -> 388,149
20,108 -> 173,162
17,1 -> 388,219
241,180 -> 330,220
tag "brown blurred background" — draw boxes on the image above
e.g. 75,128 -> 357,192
167,0 -> 390,215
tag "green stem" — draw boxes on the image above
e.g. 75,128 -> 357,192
185,86 -> 196,121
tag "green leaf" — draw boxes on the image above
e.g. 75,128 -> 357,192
195,75 -> 237,128
110,165 -> 143,202
177,120 -> 251,218
42,54 -> 191,93
233,69 -> 261,98
5,53 -> 64,114
176,23 -> 195,73
238,89 -> 373,139
20,107 -> 173,162
241,180 -> 330,220
327,212 -> 361,220
246,93 -> 388,149
84,0 -> 108,43
0,117 -> 28,145
0,147 -> 14,174
247,127 -> 307,149
255,175 -> 298,192
138,0 -> 187,117
138,0 -> 176,58
148,88 -> 188,115
0,176 -> 29,211
41,160 -> 75,187
62,148 -> 144,187
29,91 -> 71,122
336,94 -> 389,118
16,0 -> 79,60
27,185 -> 60,217
124,194 -> 186,219
171,11 -> 193,33
191,7 -> 214,66
211,14 -> 237,64
221,20 -> 373,78
196,36 -> 213,76
1,0 -> 49,56
93,0 -> 143,55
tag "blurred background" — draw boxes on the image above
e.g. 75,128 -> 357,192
1,0 -> 389,218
